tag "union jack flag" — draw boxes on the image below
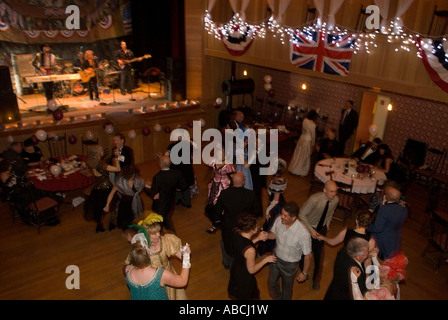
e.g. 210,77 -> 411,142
290,30 -> 356,76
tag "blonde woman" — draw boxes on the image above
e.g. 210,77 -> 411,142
82,49 -> 99,101
84,145 -> 120,232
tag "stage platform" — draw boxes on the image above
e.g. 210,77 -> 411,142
16,81 -> 167,122
0,81 -> 206,164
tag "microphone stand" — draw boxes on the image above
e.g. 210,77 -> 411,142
129,68 -> 136,102
97,70 -> 107,106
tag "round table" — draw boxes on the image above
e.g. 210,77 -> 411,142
314,158 -> 387,194
27,156 -> 94,192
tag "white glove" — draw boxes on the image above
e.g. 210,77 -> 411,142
180,243 -> 191,269
265,200 -> 278,220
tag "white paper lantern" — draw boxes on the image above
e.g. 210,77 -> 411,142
47,99 -> 58,111
215,97 -> 223,105
128,130 -> 136,139
85,130 -> 95,140
264,83 -> 272,91
50,164 -> 62,176
154,123 -> 162,132
35,129 -> 47,141
105,124 -> 114,134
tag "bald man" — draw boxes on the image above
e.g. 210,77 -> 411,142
146,155 -> 188,232
367,186 -> 408,260
298,180 -> 339,290
215,171 -> 261,269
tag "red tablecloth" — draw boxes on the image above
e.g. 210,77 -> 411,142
27,155 -> 94,192
29,169 -> 94,192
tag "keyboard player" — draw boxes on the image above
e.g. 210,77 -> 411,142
32,44 -> 61,103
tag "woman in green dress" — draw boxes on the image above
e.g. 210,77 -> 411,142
124,235 -> 191,300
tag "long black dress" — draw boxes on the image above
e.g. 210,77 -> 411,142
228,233 -> 259,300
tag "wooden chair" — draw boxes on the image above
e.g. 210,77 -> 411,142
81,136 -> 99,155
27,196 -> 60,234
413,147 -> 445,189
333,179 -> 357,224
431,152 -> 448,193
47,134 -> 67,158
421,211 -> 448,273
0,187 -> 20,223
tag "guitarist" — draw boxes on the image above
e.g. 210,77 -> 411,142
31,44 -> 61,103
114,40 -> 141,95
81,50 -> 100,101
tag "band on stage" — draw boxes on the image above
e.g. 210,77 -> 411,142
28,41 -> 149,106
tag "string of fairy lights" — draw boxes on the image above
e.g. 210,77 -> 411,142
203,10 -> 448,61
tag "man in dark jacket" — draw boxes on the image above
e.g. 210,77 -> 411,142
214,172 -> 261,269
351,137 -> 382,165
324,237 -> 369,300
146,155 -> 188,232
338,100 -> 358,155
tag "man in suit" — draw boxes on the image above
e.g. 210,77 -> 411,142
351,137 -> 382,165
367,186 -> 408,260
214,172 -> 261,269
338,100 -> 359,155
146,155 -> 188,232
298,180 -> 339,290
324,237 -> 370,300
111,133 -> 134,173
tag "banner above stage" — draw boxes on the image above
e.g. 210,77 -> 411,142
0,0 -> 132,43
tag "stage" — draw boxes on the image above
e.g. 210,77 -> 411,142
15,81 -> 167,125
1,80 -> 206,164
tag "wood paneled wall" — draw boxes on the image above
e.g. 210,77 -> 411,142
201,0 -> 448,104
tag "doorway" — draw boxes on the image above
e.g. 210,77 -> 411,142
353,91 -> 391,152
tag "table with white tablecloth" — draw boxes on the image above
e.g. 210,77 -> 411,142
314,158 -> 387,194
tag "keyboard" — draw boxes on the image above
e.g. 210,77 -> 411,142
25,73 -> 81,83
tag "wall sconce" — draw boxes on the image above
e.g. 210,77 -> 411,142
301,83 -> 307,91
243,70 -> 248,77
387,103 -> 393,111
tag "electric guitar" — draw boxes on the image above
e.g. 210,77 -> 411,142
117,54 -> 151,69
79,67 -> 96,82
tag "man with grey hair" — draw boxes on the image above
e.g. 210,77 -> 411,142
367,186 -> 408,260
324,237 -> 370,300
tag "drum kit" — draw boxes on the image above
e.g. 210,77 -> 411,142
52,59 -> 121,98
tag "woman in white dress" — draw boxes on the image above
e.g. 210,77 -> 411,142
288,110 -> 318,176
